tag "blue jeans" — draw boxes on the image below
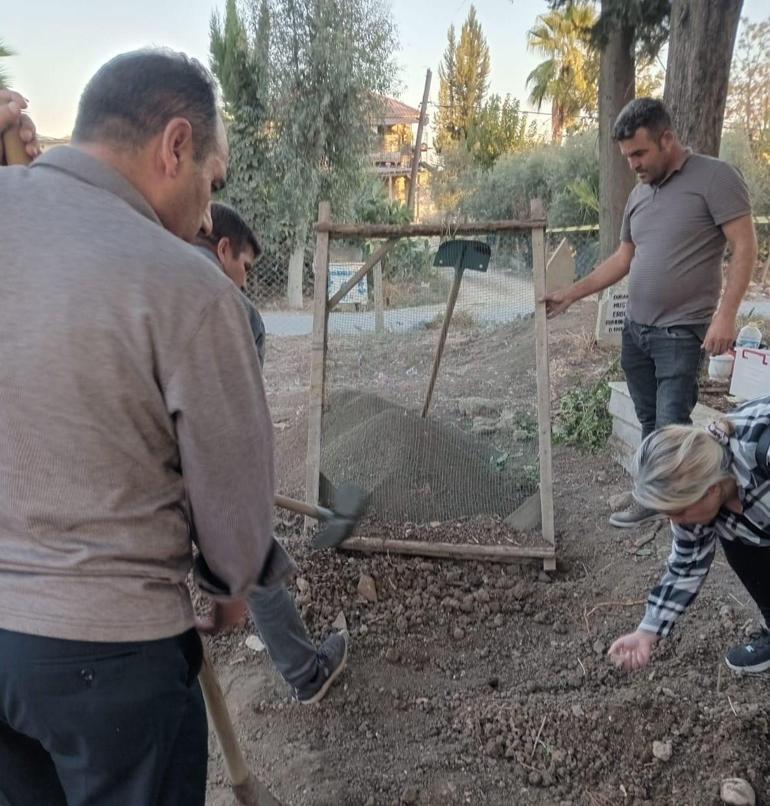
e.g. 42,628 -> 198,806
621,319 -> 707,440
247,584 -> 322,692
0,628 -> 206,806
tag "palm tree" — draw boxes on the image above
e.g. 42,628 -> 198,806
0,40 -> 15,89
526,3 -> 598,143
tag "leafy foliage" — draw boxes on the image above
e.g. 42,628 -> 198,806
526,2 -> 598,142
726,16 -> 770,158
209,0 -> 398,270
353,180 -> 433,282
0,40 -> 15,89
555,378 -> 612,454
466,95 -> 541,169
720,129 -> 770,216
460,130 -> 601,226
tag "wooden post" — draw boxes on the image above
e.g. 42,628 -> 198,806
407,69 -> 432,215
373,260 -> 385,333
531,199 -> 556,571
305,201 -> 331,530
338,536 -> 556,564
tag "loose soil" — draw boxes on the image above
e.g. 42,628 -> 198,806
205,298 -> 770,806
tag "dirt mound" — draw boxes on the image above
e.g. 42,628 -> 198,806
320,390 -> 532,522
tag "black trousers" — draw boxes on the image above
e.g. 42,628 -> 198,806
720,536 -> 770,624
0,628 -> 207,806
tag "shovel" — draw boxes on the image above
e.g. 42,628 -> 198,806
1,123 -> 33,166
421,239 -> 491,418
198,648 -> 282,806
275,483 -> 369,547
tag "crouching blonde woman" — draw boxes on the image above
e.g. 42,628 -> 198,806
609,395 -> 770,673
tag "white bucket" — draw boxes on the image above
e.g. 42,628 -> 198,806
708,353 -> 734,381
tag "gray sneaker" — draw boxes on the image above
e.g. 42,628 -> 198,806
609,501 -> 667,529
295,631 -> 349,705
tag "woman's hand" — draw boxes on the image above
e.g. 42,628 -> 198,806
608,629 -> 659,671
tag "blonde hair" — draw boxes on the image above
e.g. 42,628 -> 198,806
633,424 -> 732,512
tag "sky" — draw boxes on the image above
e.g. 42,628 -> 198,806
1,0 -> 768,138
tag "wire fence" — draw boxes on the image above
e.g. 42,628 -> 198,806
314,230 -> 547,544
244,218 -> 770,310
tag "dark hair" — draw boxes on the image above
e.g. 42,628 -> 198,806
73,49 -> 219,160
612,98 -> 673,142
203,203 -> 262,259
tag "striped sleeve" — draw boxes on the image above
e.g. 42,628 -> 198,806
639,523 -> 717,637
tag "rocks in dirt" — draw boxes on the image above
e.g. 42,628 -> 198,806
453,627 -> 466,641
552,621 -> 568,634
295,576 -> 310,593
357,574 -> 378,603
385,647 -> 401,664
608,491 -> 633,511
493,614 -> 505,628
400,785 -> 419,804
652,740 -> 672,761
511,581 -> 530,600
332,610 -> 348,632
720,778 -> 756,805
592,640 -> 606,656
538,571 -> 552,583
244,635 -> 266,653
458,397 -> 505,417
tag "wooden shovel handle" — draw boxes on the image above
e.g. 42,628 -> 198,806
421,268 -> 463,418
2,125 -> 33,166
198,649 -> 251,786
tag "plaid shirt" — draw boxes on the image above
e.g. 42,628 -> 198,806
640,395 -> 770,637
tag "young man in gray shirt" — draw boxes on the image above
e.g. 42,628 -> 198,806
195,203 -> 348,705
0,50 -> 284,805
545,98 -> 757,528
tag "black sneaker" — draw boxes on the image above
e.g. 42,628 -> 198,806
725,628 -> 770,673
609,501 -> 667,529
295,631 -> 349,704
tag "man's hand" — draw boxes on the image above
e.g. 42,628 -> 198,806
703,313 -> 736,356
0,89 -> 41,161
195,600 -> 248,635
608,629 -> 659,671
542,288 -> 575,319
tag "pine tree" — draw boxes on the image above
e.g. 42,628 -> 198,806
434,5 -> 490,152
454,6 -> 490,139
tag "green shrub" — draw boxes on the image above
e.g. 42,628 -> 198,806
555,378 -> 612,454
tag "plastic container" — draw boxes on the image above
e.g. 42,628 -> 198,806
708,352 -> 734,381
736,323 -> 762,349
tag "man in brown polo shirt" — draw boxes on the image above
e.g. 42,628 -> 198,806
0,50 -> 285,805
545,98 -> 757,528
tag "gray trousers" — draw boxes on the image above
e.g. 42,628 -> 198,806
247,584 -> 322,691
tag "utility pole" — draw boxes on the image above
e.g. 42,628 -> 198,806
407,68 -> 432,215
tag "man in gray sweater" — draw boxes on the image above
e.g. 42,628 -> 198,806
0,50 -> 285,805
